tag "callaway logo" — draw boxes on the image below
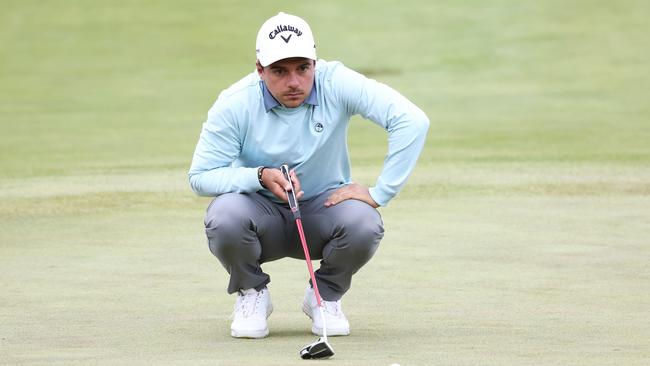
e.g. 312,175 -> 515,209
269,24 -> 303,43
280,34 -> 292,43
314,122 -> 324,133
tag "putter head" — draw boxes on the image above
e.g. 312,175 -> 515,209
299,337 -> 334,360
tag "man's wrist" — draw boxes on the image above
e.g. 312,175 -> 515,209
257,166 -> 267,189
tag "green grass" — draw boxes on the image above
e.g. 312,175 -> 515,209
1,0 -> 649,365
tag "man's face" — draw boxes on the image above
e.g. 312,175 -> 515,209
257,57 -> 315,108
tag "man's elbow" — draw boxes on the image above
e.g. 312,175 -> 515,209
188,172 -> 209,196
413,108 -> 430,137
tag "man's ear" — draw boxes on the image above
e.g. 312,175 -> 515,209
256,61 -> 264,76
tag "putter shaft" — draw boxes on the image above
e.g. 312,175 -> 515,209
281,165 -> 334,359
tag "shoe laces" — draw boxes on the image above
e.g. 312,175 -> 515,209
232,288 -> 265,319
322,299 -> 343,318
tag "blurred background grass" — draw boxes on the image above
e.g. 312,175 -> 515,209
1,1 -> 649,365
2,0 -> 648,178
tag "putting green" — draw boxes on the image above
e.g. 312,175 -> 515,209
1,1 -> 648,365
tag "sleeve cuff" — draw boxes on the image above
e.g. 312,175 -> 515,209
245,167 -> 263,192
368,186 -> 391,207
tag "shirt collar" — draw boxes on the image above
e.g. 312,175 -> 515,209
260,80 -> 318,112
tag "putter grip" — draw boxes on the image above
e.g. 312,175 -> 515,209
280,165 -> 300,217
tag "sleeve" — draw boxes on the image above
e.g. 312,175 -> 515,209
331,63 -> 430,206
187,98 -> 260,196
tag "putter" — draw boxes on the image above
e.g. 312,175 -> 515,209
280,164 -> 335,360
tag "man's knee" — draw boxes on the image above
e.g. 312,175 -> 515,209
204,194 -> 257,258
343,200 -> 383,234
332,200 -> 384,253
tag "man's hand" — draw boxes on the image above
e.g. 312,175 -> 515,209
324,183 -> 379,208
261,168 -> 304,202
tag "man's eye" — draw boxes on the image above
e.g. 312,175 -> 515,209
273,69 -> 284,75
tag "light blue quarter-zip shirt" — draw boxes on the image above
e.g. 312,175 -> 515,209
188,59 -> 429,206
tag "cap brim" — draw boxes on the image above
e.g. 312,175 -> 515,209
258,50 -> 316,67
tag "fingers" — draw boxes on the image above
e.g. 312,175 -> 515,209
324,196 -> 339,207
324,183 -> 379,208
290,170 -> 304,200
261,168 -> 290,202
260,167 -> 304,202
262,171 -> 377,207
324,187 -> 348,207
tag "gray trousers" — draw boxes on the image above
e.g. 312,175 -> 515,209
204,189 -> 384,301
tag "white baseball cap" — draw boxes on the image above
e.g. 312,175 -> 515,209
255,12 -> 317,67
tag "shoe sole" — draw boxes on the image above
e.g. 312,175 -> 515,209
302,301 -> 350,337
231,328 -> 269,339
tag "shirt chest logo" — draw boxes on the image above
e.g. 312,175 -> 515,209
314,122 -> 324,133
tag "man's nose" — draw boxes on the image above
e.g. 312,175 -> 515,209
286,72 -> 300,88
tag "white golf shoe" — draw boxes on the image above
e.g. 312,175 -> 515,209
302,286 -> 350,336
230,287 -> 273,338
